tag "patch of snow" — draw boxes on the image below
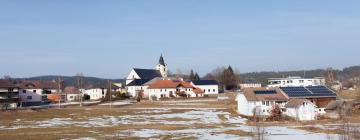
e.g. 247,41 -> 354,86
99,101 -> 132,106
36,118 -> 74,127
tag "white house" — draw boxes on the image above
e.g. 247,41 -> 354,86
191,80 -> 219,95
18,80 -> 59,104
236,87 -> 289,117
239,83 -> 262,89
81,88 -> 106,101
148,79 -> 203,100
268,77 -> 326,87
284,99 -> 317,121
64,86 -> 80,102
126,79 -> 150,97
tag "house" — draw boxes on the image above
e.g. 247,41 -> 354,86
236,87 -> 289,117
81,85 -> 106,101
18,80 -> 59,105
0,80 -> 20,109
64,86 -> 80,102
267,76 -> 326,87
126,79 -> 150,97
191,80 -> 219,95
239,83 -> 262,89
148,79 -> 203,100
125,55 -> 168,97
284,99 -> 317,121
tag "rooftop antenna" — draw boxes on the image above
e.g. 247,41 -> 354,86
303,68 -> 306,78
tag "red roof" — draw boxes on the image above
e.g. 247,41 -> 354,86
148,80 -> 178,89
148,80 -> 194,89
19,80 -> 58,89
193,87 -> 204,94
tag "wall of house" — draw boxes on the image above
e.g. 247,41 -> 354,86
285,103 -> 317,121
18,89 -> 44,103
127,86 -> 148,97
66,94 -> 80,102
82,88 -> 106,100
268,78 -> 326,87
148,88 -> 176,100
236,94 -> 254,116
236,94 -> 287,117
194,85 -> 219,95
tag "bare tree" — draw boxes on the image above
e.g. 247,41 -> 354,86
252,108 -> 266,140
75,73 -> 84,107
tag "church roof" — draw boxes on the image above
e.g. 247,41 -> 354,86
133,68 -> 162,80
192,80 -> 218,85
127,79 -> 152,86
159,55 -> 166,66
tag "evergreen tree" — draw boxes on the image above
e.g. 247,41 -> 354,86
189,69 -> 196,81
194,73 -> 200,80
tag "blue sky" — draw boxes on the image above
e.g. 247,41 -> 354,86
0,1 -> 359,78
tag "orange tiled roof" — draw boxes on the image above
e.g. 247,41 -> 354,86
148,80 -> 195,89
148,80 -> 178,89
193,87 -> 204,94
177,81 -> 193,88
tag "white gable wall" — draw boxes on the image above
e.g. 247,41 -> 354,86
126,69 -> 141,85
285,102 -> 317,121
19,88 -> 44,103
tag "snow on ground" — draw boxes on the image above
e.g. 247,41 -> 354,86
99,100 -> 132,106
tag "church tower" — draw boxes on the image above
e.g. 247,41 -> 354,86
156,54 -> 168,77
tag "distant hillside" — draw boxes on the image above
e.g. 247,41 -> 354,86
15,75 -> 125,87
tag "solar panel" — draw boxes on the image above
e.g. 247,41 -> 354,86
254,90 -> 277,94
280,86 -> 337,97
306,86 -> 336,96
280,87 -> 313,97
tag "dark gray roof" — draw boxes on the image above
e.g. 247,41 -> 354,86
192,80 -> 218,85
133,68 -> 162,80
127,79 -> 151,86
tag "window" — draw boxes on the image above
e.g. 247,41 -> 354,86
27,96 -> 32,100
160,89 -> 162,92
262,101 -> 265,105
266,101 -> 269,106
204,89 -> 206,92
208,89 -> 211,92
213,89 -> 215,92
33,90 -> 36,93
23,90 -> 26,93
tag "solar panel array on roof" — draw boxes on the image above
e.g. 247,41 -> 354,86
306,86 -> 336,96
254,90 -> 277,94
280,86 -> 336,97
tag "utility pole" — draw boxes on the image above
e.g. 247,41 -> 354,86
108,80 -> 112,109
58,76 -> 61,109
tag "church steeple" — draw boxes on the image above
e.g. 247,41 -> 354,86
156,54 -> 168,78
159,54 -> 165,66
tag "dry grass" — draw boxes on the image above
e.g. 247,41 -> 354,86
296,126 -> 343,135
0,97 -> 245,140
223,130 -> 254,137
338,89 -> 360,100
